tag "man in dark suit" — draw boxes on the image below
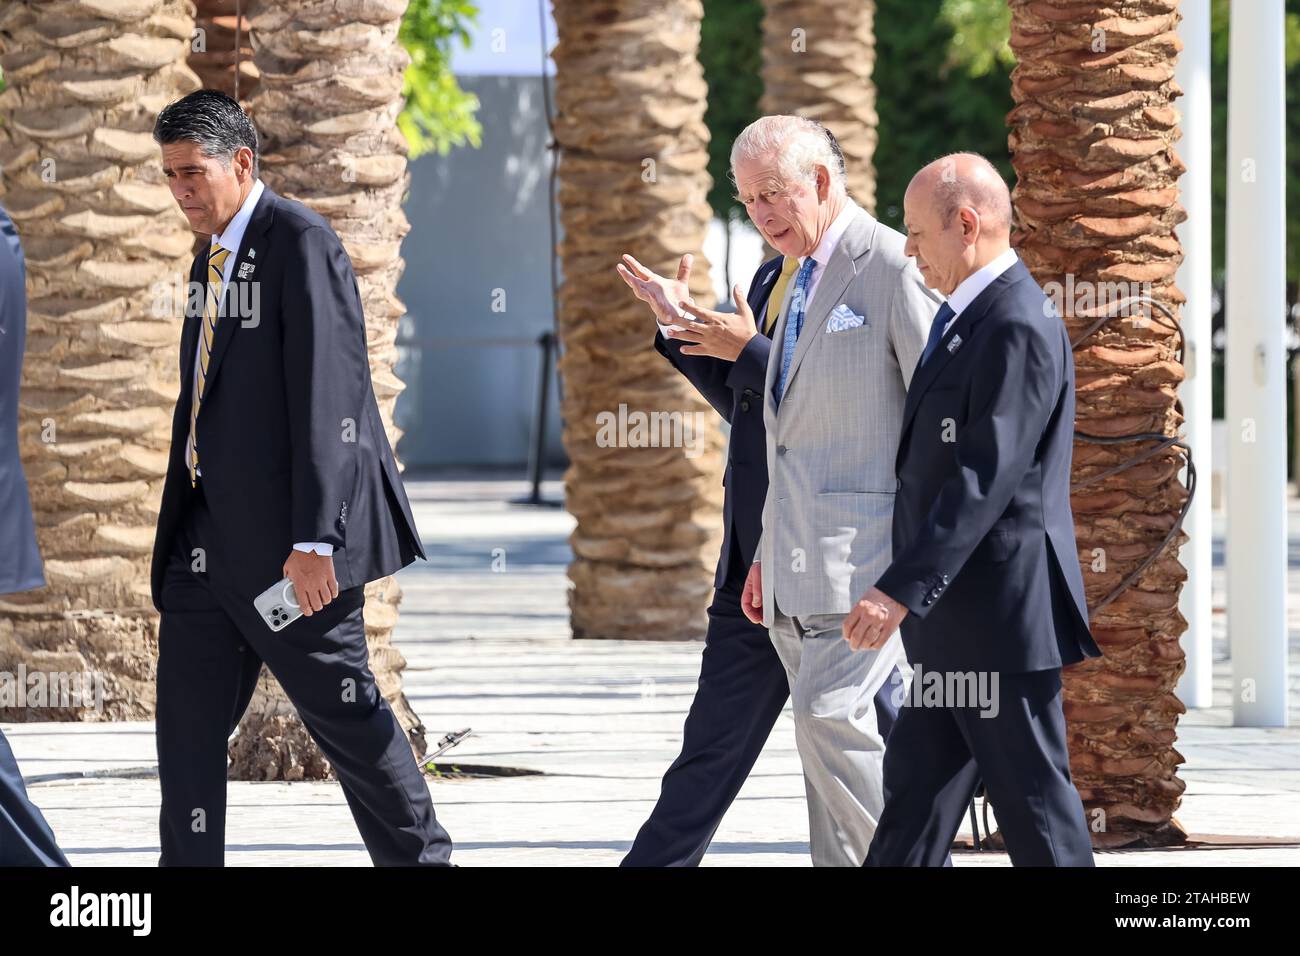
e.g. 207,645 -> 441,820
150,90 -> 452,865
844,153 -> 1100,866
0,206 -> 44,598
0,203 -> 69,867
614,250 -> 793,866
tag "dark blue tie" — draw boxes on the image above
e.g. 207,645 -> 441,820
920,302 -> 956,367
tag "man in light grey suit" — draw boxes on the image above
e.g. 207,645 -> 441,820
731,116 -> 941,865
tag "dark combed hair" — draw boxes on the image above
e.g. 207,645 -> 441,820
822,124 -> 846,181
153,89 -> 259,177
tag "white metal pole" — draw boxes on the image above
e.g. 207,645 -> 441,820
1225,0 -> 1289,727
1175,0 -> 1213,709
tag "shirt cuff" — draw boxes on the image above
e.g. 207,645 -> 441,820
293,542 -> 334,556
656,296 -> 696,337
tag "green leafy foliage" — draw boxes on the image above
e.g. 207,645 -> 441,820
699,0 -> 765,223
941,0 -> 1014,77
1210,0 -> 1300,286
399,0 -> 483,158
873,0 -> 1016,229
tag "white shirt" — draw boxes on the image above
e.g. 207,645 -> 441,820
186,179 -> 331,557
940,247 -> 1019,335
655,200 -> 862,337
210,178 -> 263,289
797,199 -> 859,306
187,178 -> 264,476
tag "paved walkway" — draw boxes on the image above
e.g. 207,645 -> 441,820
6,478 -> 1299,866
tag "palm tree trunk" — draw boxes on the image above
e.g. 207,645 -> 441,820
186,1 -> 258,266
0,0 -> 199,721
189,0 -> 260,103
760,0 -> 878,213
226,0 -> 425,780
1008,0 -> 1189,848
552,0 -> 725,641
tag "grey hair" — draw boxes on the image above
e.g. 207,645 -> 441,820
729,115 -> 848,196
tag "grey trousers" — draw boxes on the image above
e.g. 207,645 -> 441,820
770,608 -> 908,866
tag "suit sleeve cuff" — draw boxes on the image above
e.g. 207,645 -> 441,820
875,566 -> 948,620
725,332 -> 770,394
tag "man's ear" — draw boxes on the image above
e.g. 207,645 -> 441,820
815,165 -> 830,202
235,146 -> 255,182
959,206 -> 980,245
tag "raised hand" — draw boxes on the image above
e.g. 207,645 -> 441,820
672,284 -> 758,361
616,252 -> 694,328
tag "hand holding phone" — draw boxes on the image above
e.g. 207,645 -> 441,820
253,577 -> 303,632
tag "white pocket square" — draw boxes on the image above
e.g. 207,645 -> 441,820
826,304 -> 866,332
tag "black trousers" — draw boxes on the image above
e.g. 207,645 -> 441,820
0,730 -> 68,866
155,483 -> 452,866
622,547 -> 906,867
864,666 -> 1095,867
621,547 -> 791,866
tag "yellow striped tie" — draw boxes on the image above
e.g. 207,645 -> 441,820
764,256 -> 799,335
189,243 -> 232,486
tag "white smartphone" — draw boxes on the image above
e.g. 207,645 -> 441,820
253,577 -> 303,632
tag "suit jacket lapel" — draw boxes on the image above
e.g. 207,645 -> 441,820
748,255 -> 783,334
898,260 -> 1030,442
200,186 -> 277,405
179,252 -> 205,396
779,209 -> 875,399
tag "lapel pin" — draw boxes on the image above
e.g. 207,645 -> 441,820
947,334 -> 963,353
248,248 -> 256,258
238,262 -> 255,279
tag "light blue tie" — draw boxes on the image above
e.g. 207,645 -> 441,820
773,257 -> 818,406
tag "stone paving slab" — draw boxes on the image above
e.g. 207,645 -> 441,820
5,477 -> 1299,866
